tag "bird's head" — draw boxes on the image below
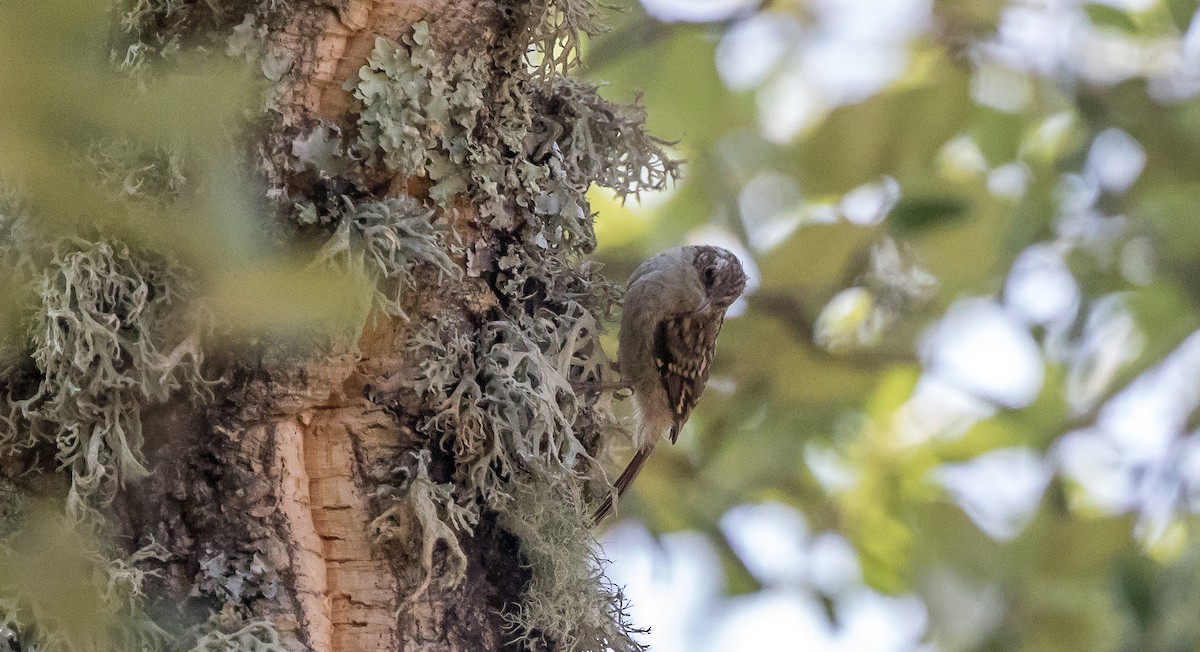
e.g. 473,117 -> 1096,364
692,246 -> 747,312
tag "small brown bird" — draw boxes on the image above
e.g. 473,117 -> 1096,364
594,245 -> 747,522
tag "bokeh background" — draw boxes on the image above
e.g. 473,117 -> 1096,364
585,0 -> 1200,650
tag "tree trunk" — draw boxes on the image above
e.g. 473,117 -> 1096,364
0,0 -> 673,650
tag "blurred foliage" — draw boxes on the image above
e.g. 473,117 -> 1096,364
587,0 -> 1200,649
0,1 -> 373,345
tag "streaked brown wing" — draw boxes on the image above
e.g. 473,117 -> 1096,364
653,312 -> 723,443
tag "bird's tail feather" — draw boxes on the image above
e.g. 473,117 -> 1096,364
593,445 -> 655,523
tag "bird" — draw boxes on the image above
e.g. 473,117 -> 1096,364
594,245 -> 747,522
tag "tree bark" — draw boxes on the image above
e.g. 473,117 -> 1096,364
117,3 -> 542,650
83,0 -> 666,650
0,0 -> 672,649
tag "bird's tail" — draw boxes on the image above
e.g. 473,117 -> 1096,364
593,445 -> 655,523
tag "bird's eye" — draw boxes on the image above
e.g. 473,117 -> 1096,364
703,266 -> 716,284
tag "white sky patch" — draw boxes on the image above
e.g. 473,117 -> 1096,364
738,170 -> 805,251
971,59 -> 1033,113
836,590 -> 929,652
757,65 -> 830,142
716,14 -> 801,91
1058,329 -> 1200,518
602,520 -> 929,652
920,567 -> 1006,649
718,0 -> 930,142
987,162 -> 1032,200
1163,6 -> 1200,102
710,591 -> 839,652
893,375 -> 996,447
839,176 -> 900,226
1065,294 -> 1143,413
1091,0 -> 1157,10
1085,128 -> 1146,194
600,524 -> 725,652
1097,329 -> 1200,463
814,287 -> 877,351
922,299 -> 1044,409
1120,237 -> 1156,286
986,4 -> 1083,76
721,502 -> 809,585
805,443 -> 861,493
710,588 -> 927,652
802,36 -> 911,105
640,0 -> 758,23
1056,428 -> 1139,512
939,134 -> 990,180
806,532 -> 863,595
1004,243 -> 1080,327
935,447 -> 1052,540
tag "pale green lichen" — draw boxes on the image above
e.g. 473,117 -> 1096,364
2,241 -> 208,515
499,479 -> 646,652
182,616 -> 288,652
86,138 -> 190,206
0,511 -> 175,652
351,22 -> 679,223
196,550 -> 280,604
412,299 -> 630,650
314,197 -> 461,320
415,305 -> 614,506
520,0 -> 606,76
362,13 -> 676,648
371,449 -> 478,601
350,24 -> 489,204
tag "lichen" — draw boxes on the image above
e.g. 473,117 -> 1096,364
0,510 -> 175,652
195,550 -> 280,605
354,10 -> 678,647
499,479 -> 646,652
350,25 -> 490,205
512,0 -> 605,77
313,196 -> 461,320
1,241 -> 209,515
350,22 -> 679,223
86,138 -> 189,206
415,305 -> 614,506
181,615 -> 288,652
370,449 -> 478,600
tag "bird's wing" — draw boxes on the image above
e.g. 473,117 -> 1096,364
654,311 -> 723,443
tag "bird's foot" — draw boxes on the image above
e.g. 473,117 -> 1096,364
571,380 -> 633,397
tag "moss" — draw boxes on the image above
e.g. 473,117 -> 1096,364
371,449 -> 478,600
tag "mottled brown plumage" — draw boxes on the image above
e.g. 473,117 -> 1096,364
594,245 -> 747,522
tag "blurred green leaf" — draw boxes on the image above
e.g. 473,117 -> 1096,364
1084,5 -> 1139,33
889,195 -> 969,233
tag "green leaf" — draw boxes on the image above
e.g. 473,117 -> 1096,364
889,195 -> 969,233
1084,5 -> 1140,33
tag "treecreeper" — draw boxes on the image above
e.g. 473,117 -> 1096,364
595,245 -> 748,522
